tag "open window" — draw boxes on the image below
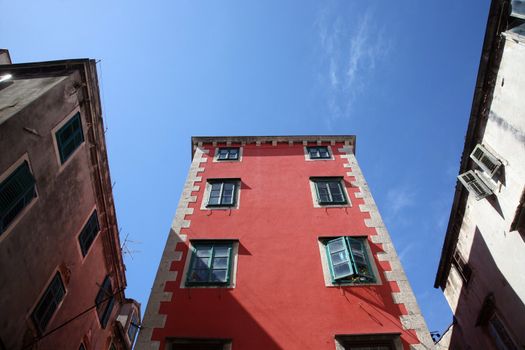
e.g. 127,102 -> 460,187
322,237 -> 376,284
470,144 -> 502,177
458,170 -> 493,200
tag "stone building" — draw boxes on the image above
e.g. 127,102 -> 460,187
0,51 -> 140,350
137,135 -> 432,350
434,1 -> 525,348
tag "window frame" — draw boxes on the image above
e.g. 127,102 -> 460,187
310,177 -> 350,207
168,338 -> 232,350
306,146 -> 331,159
54,111 -> 85,165
318,236 -> 380,286
335,333 -> 402,350
127,310 -> 140,345
215,147 -> 241,162
0,158 -> 37,235
78,210 -> 100,257
185,241 -> 234,287
452,249 -> 472,285
31,272 -> 66,333
95,275 -> 115,329
202,179 -> 241,210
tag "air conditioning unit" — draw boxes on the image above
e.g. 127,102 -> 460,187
470,144 -> 502,177
458,170 -> 493,200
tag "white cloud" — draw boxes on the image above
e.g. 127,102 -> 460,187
316,5 -> 389,122
386,186 -> 416,217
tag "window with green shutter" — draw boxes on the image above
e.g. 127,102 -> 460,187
186,242 -> 233,286
325,237 -> 375,284
31,272 -> 65,333
307,146 -> 331,159
0,161 -> 36,234
78,210 -> 100,256
55,112 -> 84,164
313,178 -> 347,205
207,180 -> 238,207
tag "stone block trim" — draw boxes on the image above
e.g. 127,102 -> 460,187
338,147 -> 433,349
135,147 -> 209,350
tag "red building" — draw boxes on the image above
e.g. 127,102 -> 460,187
0,51 -> 139,350
137,136 -> 431,350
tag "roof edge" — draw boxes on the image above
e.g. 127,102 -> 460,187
434,0 -> 509,288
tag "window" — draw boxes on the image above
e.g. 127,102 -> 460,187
510,187 -> 525,235
217,147 -> 240,161
470,144 -> 502,177
127,311 -> 139,345
78,211 -> 100,256
307,146 -> 330,159
169,338 -> 232,350
206,180 -> 238,207
32,272 -> 65,333
0,160 -> 36,234
452,249 -> 472,284
55,112 -> 84,164
335,334 -> 401,350
186,242 -> 233,286
312,178 -> 347,205
95,276 -> 115,328
488,314 -> 518,350
458,170 -> 493,200
324,237 -> 375,284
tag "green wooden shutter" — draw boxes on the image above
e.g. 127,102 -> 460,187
326,237 -> 354,281
346,237 -> 375,282
0,161 -> 36,233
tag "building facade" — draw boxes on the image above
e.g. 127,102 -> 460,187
0,51 -> 140,350
137,135 -> 432,350
435,1 -> 525,349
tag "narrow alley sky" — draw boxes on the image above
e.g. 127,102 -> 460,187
2,0 -> 491,336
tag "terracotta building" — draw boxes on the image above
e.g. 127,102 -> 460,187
0,51 -> 140,350
434,0 -> 525,348
137,135 -> 432,350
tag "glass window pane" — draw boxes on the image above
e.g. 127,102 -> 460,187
208,197 -> 220,205
223,183 -> 235,191
221,195 -> 233,205
327,239 -> 346,253
333,263 -> 353,278
213,257 -> 229,269
193,257 -> 210,269
331,251 -> 349,265
228,149 -> 238,159
211,270 -> 228,282
189,269 -> 209,282
214,246 -> 230,257
195,246 -> 212,257
211,183 -> 222,191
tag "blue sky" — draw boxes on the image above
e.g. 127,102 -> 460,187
2,0 -> 491,336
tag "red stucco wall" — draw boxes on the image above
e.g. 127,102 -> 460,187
152,142 -> 419,349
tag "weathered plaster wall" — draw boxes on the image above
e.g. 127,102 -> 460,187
443,33 -> 525,349
138,139 -> 431,350
0,73 -> 118,349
